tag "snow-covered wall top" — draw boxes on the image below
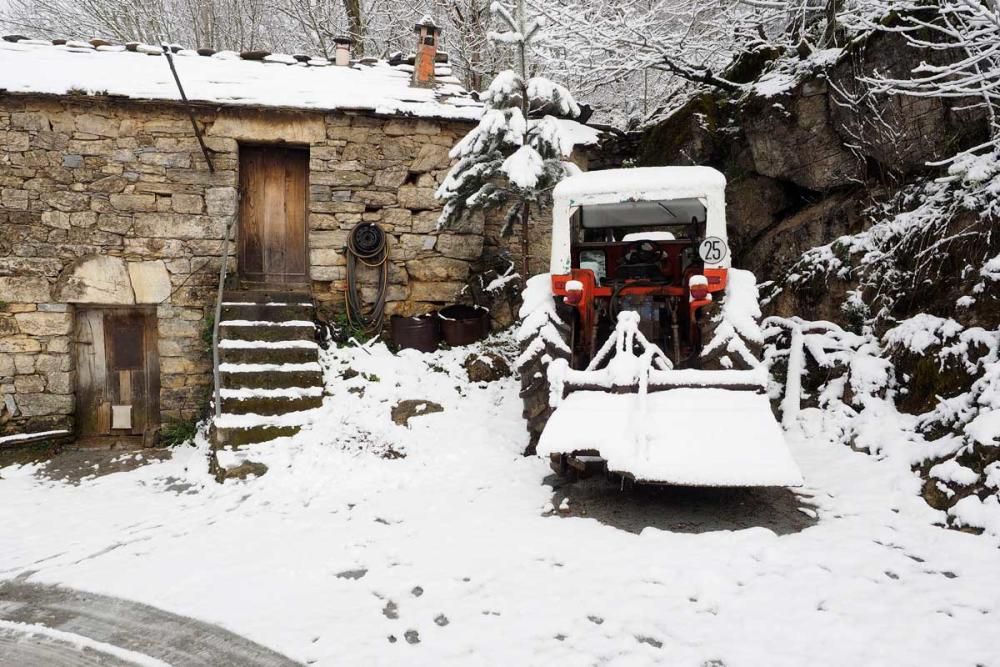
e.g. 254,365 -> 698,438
0,39 -> 482,121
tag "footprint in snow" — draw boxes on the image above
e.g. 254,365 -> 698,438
336,568 -> 367,580
382,600 -> 398,619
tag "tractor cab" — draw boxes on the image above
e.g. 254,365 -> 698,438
550,167 -> 730,369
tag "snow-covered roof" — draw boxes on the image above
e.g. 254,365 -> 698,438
554,166 -> 727,206
0,38 -> 482,121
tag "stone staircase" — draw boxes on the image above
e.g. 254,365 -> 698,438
213,289 -> 325,447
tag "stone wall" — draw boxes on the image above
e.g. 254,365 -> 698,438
0,94 -> 483,437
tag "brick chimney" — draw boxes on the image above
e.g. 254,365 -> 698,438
333,36 -> 352,66
412,16 -> 440,88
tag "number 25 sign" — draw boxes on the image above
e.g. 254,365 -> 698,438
698,236 -> 728,263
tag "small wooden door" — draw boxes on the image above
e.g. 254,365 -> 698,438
75,308 -> 160,446
238,145 -> 309,285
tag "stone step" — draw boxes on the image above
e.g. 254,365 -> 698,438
221,394 -> 324,415
220,345 -> 319,365
222,289 -> 312,304
219,321 -> 316,342
221,303 -> 314,322
215,425 -> 302,447
220,367 -> 324,389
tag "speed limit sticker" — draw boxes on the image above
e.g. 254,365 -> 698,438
698,236 -> 728,263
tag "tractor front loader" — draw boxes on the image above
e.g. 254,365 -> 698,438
518,167 -> 802,487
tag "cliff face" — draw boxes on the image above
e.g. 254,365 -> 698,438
639,30 -> 986,308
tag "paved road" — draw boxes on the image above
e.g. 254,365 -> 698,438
0,581 -> 301,666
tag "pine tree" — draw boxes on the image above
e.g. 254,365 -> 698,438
436,0 -> 583,276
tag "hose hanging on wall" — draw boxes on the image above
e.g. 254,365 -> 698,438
345,221 -> 389,332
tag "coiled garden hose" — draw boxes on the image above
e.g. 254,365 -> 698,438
345,222 -> 388,332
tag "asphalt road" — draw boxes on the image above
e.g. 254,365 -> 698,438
0,581 -> 301,667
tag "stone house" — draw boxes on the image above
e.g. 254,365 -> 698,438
0,28 -> 595,445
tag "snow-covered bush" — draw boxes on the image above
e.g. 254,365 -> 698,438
765,168 -> 1000,533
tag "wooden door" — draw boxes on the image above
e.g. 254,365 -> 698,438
238,145 -> 309,285
75,308 -> 160,446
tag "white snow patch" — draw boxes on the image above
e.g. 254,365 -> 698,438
218,339 -> 319,349
0,429 -> 69,446
218,362 -> 321,373
219,320 -> 314,327
219,387 -> 324,399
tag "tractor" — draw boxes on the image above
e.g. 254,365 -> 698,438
518,166 -> 802,487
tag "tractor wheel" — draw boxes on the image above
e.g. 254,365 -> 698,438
697,294 -> 764,371
518,297 -> 573,456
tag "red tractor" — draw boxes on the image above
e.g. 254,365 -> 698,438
518,167 -> 801,487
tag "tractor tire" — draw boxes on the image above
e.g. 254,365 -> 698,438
518,298 -> 573,456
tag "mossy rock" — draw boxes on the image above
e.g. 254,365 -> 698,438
892,348 -> 976,415
638,93 -> 733,167
723,45 -> 783,84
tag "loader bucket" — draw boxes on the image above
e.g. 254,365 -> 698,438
537,388 -> 802,487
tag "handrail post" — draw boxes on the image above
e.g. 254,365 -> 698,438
212,213 -> 235,421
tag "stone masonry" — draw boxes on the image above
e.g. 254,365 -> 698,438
0,94 -> 490,437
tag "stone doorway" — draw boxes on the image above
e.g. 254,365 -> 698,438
237,145 -> 309,286
74,307 -> 160,447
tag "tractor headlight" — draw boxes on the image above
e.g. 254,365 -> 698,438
564,279 -> 584,306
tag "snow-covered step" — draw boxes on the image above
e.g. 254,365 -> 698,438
220,392 -> 323,416
218,340 -> 319,349
219,320 -> 316,342
214,408 -> 322,429
220,387 -> 323,399
221,301 -> 313,322
213,288 -> 324,448
219,319 -> 315,327
219,364 -> 324,390
213,408 -> 324,447
219,362 -> 321,372
219,340 -> 320,365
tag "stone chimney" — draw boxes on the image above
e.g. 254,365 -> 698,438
333,36 -> 352,66
412,16 -> 440,88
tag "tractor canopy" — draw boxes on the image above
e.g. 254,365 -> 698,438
550,166 -> 729,275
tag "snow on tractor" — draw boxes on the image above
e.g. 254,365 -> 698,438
518,166 -> 802,487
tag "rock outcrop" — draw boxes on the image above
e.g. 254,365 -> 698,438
638,30 -> 987,298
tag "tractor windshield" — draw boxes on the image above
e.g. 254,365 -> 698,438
574,198 -> 706,243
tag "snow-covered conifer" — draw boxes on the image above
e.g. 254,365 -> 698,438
436,0 -> 582,274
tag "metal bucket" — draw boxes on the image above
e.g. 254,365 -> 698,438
439,305 -> 490,347
391,313 -> 440,353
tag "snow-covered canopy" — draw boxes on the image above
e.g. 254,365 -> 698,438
553,166 -> 727,206
0,38 -> 482,121
550,167 -> 729,274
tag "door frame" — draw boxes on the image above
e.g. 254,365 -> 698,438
236,142 -> 311,288
73,305 -> 160,448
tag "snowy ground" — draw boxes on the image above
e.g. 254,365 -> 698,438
2,335 -> 998,666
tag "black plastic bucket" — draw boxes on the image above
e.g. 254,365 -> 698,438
391,313 -> 440,353
439,305 -> 490,346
